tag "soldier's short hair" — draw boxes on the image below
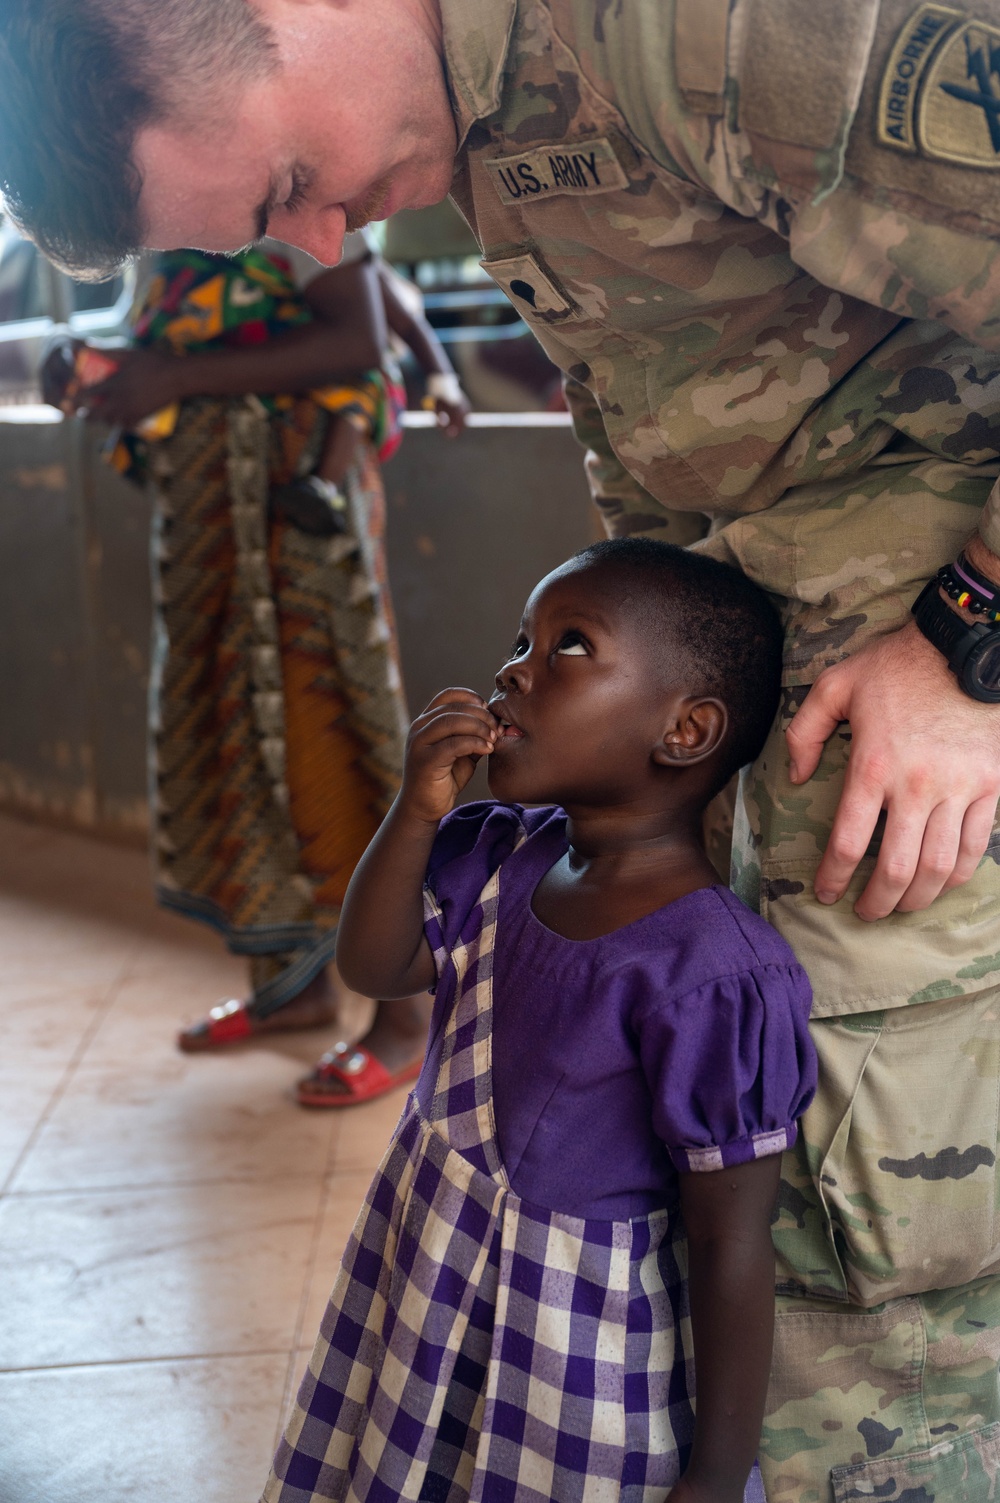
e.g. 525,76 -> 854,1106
0,0 -> 277,279
572,536 -> 784,789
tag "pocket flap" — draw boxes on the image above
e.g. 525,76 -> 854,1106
831,1418 -> 1000,1500
760,856 -> 1000,1019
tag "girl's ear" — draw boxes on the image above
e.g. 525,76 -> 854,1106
652,697 -> 728,768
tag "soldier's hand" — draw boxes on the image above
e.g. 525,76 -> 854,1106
787,621 -> 1000,921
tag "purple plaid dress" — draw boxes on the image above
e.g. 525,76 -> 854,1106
264,805 -> 815,1503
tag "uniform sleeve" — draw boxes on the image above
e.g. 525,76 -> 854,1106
634,962 -> 817,1173
563,376 -> 709,546
662,0 -> 1000,350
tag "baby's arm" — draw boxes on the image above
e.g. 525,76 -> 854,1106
336,688 -> 498,999
377,263 -> 470,436
671,1156 -> 781,1503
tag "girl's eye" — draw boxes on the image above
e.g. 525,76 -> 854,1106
510,639 -> 529,658
556,633 -> 588,657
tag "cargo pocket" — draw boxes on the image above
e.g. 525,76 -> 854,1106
831,1418 -> 1000,1502
758,852 -> 1000,1020
813,990 -> 1000,1307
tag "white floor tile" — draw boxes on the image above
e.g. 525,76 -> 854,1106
0,1179 -> 324,1369
0,814 -> 369,1492
0,1354 -> 286,1503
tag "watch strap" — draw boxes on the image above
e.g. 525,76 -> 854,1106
911,579 -> 986,670
954,551 -> 1000,609
936,554 -> 1000,621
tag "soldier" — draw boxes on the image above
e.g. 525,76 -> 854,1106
5,1 -> 1000,1496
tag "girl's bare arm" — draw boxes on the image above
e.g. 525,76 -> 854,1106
670,1155 -> 781,1503
336,689 -> 497,999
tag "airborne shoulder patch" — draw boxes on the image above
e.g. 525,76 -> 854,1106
878,4 -> 1000,167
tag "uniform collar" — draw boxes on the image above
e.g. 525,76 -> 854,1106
438,0 -> 518,146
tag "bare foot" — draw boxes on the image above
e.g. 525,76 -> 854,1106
178,970 -> 339,1053
296,994 -> 433,1104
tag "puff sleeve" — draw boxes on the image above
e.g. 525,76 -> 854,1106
635,961 -> 817,1173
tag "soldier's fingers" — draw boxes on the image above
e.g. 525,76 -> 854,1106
853,801 -> 932,922
943,795 -> 999,893
894,798 -> 965,913
813,776 -> 885,907
786,672 -> 848,784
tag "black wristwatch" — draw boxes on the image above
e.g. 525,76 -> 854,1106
912,579 -> 1000,702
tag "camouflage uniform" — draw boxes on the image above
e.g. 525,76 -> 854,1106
439,0 -> 1000,1496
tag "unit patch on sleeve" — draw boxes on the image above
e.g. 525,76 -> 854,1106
878,4 -> 1000,166
484,138 -> 628,206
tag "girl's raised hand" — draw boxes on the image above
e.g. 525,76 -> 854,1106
401,688 -> 498,824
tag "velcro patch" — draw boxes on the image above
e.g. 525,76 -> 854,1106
741,0 -> 879,151
480,254 -> 576,318
484,138 -> 628,207
674,0 -> 729,113
877,4 -> 1000,167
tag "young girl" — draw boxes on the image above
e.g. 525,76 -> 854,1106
264,538 -> 816,1503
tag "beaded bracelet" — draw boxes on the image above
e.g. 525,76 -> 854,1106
937,551 -> 1000,623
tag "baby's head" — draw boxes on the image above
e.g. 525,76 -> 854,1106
487,537 -> 783,813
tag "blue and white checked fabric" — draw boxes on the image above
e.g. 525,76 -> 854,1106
263,856 -> 764,1502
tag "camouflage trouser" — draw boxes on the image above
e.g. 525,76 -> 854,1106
760,987 -> 1000,1502
722,673 -> 1000,1500
680,449 -> 1000,1499
732,699 -> 1000,1501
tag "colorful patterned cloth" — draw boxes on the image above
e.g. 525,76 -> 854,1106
116,244 -> 410,1016
113,246 -> 405,480
147,392 -> 407,1017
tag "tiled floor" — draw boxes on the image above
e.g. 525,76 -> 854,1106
0,813 -> 403,1503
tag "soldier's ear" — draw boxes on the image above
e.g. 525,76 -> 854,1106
652,697 -> 727,767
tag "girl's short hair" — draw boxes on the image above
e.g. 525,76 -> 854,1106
573,537 -> 784,789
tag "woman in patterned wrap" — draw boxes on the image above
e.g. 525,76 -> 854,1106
264,538 -> 816,1502
45,234 -> 469,1107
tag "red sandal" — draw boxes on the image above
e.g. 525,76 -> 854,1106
177,998 -> 254,1052
296,1042 -> 423,1109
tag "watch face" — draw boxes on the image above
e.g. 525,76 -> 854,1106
967,635 -> 1000,701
